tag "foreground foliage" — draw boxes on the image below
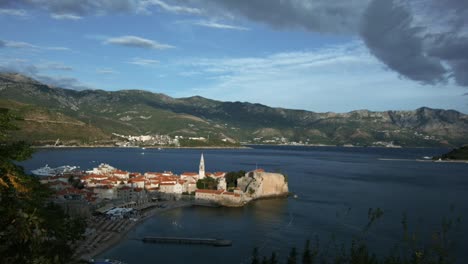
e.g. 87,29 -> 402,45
0,108 -> 86,264
252,208 -> 459,264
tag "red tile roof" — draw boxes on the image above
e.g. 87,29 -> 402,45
181,172 -> 198,176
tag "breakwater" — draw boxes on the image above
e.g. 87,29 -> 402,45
142,236 -> 232,247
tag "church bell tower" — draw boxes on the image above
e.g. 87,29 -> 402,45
199,153 -> 205,179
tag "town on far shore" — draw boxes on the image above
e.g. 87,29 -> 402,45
34,153 -> 289,217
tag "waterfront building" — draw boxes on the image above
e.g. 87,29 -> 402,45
117,186 -> 133,202
195,189 -> 224,200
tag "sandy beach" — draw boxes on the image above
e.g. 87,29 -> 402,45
76,200 -> 193,261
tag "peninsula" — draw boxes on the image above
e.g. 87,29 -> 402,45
37,154 -> 289,209
432,145 -> 468,161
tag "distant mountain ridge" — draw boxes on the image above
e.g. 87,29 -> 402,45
1,72 -> 467,147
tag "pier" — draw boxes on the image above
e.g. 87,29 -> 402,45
142,236 -> 232,247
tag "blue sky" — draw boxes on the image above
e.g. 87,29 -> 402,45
0,0 -> 467,113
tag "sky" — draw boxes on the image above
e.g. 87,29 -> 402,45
0,0 -> 467,113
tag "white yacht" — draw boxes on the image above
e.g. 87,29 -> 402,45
31,165 -> 80,176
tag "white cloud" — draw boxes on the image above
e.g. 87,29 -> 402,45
51,13 -> 83,20
174,41 -> 468,113
96,68 -> 117,74
142,0 -> 203,15
0,8 -> 28,17
40,62 -> 73,71
1,40 -> 38,49
0,39 -> 71,51
193,20 -> 249,31
45,46 -> 71,51
128,57 -> 160,66
104,35 -> 175,50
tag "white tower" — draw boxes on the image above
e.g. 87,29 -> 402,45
199,153 -> 205,179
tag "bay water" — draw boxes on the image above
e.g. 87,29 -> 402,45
20,146 -> 468,263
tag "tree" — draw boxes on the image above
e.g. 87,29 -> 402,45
287,247 -> 297,264
302,239 -> 312,264
251,247 -> 259,264
0,108 -> 86,263
196,177 -> 217,190
225,170 -> 246,188
270,251 -> 278,264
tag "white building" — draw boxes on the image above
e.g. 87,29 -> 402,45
128,176 -> 146,188
159,182 -> 183,194
217,177 -> 227,191
86,163 -> 116,175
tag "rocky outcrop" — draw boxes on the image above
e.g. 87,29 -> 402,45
237,170 -> 289,200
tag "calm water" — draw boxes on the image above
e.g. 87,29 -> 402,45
20,146 -> 468,263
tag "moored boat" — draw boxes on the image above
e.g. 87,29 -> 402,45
31,164 -> 80,176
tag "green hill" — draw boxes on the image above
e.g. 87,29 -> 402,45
1,72 -> 468,147
433,146 -> 468,160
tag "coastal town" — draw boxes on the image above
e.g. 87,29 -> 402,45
35,154 -> 286,208
33,154 -> 289,260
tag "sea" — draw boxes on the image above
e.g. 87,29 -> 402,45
19,146 -> 468,264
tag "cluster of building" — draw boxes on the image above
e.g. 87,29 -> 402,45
38,154 -> 248,206
112,133 -> 180,147
251,136 -> 308,145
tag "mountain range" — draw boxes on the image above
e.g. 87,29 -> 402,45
1,72 -> 467,147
